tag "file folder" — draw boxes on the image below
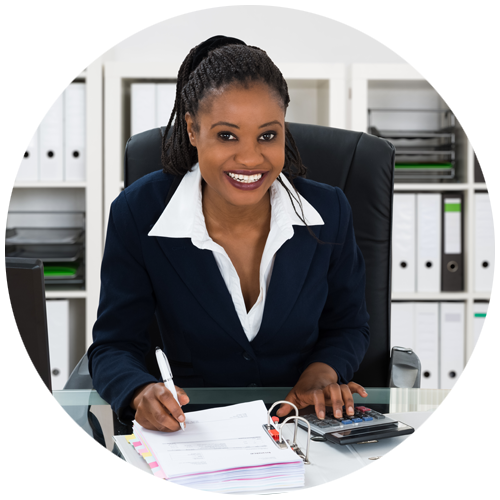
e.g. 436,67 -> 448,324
156,83 -> 176,127
474,193 -> 495,292
64,83 -> 86,181
392,194 -> 416,292
39,92 -> 64,181
131,83 -> 156,136
441,192 -> 464,291
473,302 -> 488,347
46,299 -> 70,390
439,302 -> 464,389
414,302 -> 439,389
17,130 -> 39,181
417,194 -> 441,292
390,301 -> 415,350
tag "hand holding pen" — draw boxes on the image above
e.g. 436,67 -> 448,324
155,347 -> 186,431
130,348 -> 189,432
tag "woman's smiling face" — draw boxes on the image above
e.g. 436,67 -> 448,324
185,81 -> 286,209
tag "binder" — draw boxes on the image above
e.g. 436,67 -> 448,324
156,83 -> 176,127
131,83 -> 156,136
469,303 -> 500,424
16,130 -> 39,181
441,192 -> 464,291
39,92 -> 64,181
123,400 -> 306,493
474,193 -> 495,292
392,194 -> 416,292
64,83 -> 86,181
439,302 -> 465,389
414,302 -> 439,389
45,299 -> 70,390
390,301 -> 415,350
417,194 -> 441,292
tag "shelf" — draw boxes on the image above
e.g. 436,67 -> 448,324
392,292 -> 469,301
75,70 -> 87,80
473,293 -> 491,301
394,183 -> 468,191
473,182 -> 500,191
45,289 -> 87,299
14,182 -> 87,188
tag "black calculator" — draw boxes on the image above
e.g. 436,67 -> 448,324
298,405 -> 414,445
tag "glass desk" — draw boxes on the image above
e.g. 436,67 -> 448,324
0,387 -> 500,493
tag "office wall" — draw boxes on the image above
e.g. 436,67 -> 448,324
0,5 -> 500,73
0,5 -> 500,170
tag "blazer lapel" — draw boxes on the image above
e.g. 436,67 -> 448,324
252,225 -> 320,350
153,236 -> 255,355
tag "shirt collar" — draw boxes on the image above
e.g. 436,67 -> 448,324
148,163 -> 324,239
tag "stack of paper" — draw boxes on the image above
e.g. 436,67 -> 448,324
127,400 -> 304,493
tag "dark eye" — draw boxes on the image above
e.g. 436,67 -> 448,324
260,132 -> 276,141
218,131 -> 237,141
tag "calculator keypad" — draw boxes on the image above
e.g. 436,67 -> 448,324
300,406 -> 392,434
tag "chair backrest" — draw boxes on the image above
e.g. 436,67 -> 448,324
124,122 -> 395,387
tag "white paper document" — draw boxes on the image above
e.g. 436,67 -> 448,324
132,400 -> 304,493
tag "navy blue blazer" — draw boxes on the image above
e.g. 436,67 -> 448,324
87,170 -> 370,421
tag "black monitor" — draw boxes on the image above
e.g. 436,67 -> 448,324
2,257 -> 53,424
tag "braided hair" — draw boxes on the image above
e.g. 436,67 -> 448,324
161,36 -> 320,237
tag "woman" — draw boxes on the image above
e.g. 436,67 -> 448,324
88,35 -> 370,433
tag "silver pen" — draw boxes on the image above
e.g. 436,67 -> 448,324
155,346 -> 186,430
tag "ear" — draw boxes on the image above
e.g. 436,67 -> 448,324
184,112 -> 197,147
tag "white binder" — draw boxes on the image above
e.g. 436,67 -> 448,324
474,193 -> 495,292
392,194 -> 416,292
414,302 -> 439,389
390,302 -> 415,350
64,83 -> 86,181
156,83 -> 176,128
474,303 -> 500,389
39,92 -> 64,181
46,299 -> 70,390
417,194 -> 441,292
131,83 -> 156,136
439,302 -> 464,389
16,130 -> 39,181
472,303 -> 500,424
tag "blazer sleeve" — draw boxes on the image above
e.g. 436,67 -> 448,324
87,191 -> 159,422
303,187 -> 370,384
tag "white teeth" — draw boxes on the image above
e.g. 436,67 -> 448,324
227,172 -> 263,183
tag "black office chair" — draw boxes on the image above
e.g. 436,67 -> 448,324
67,122 -> 421,433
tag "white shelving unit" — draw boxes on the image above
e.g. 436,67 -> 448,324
103,61 -> 346,228
349,63 -> 491,369
8,59 -> 103,355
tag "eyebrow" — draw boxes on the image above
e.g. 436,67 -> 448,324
210,120 -> 283,130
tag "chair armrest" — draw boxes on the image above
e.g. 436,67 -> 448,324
388,347 -> 421,388
63,353 -> 93,390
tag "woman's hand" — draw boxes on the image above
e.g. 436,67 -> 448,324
276,362 -> 368,420
131,382 -> 190,432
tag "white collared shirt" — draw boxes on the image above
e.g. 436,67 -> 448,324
149,163 -> 324,342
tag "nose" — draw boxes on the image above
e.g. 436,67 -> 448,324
234,139 -> 264,168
